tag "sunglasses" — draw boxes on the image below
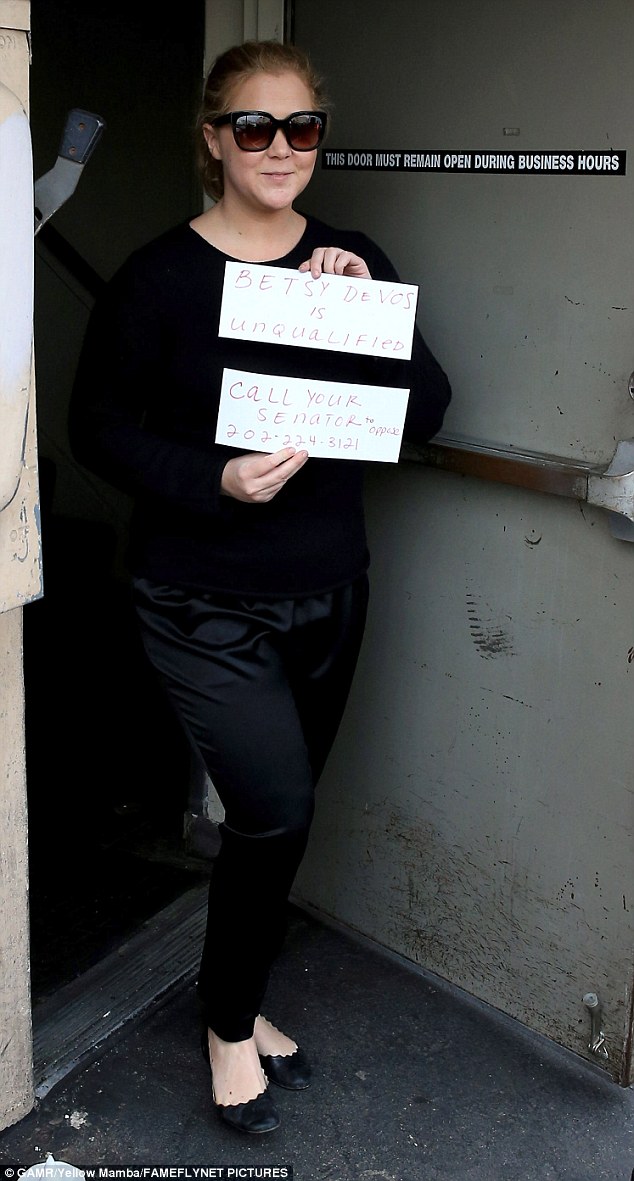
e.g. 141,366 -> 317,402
212,109 -> 328,152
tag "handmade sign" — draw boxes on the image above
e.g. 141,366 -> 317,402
218,262 -> 419,360
215,368 -> 410,462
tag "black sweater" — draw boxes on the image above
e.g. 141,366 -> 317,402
69,215 -> 451,597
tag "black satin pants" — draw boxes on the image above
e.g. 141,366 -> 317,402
132,574 -> 369,1041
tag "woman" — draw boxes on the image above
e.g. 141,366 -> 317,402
69,39 -> 451,1135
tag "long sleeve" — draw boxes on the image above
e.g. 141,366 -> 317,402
69,246 -> 229,518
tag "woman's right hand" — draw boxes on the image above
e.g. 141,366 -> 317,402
221,446 -> 308,503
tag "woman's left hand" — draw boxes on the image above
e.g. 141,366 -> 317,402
298,248 -> 371,280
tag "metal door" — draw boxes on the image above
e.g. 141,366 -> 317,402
290,0 -> 634,1083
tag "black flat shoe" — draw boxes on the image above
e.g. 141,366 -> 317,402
214,1088 -> 280,1134
258,1045 -> 312,1090
201,1028 -> 281,1134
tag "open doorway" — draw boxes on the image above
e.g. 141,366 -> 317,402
25,0 -> 211,1009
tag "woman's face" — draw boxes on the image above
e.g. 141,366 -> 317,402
204,70 -> 319,215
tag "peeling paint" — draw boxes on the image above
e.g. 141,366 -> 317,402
10,499 -> 29,562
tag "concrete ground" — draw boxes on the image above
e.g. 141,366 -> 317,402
0,902 -> 633,1181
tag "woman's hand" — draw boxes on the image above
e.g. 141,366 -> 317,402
221,446 -> 308,503
298,247 -> 371,280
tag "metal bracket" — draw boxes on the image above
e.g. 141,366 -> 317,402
582,991 -> 609,1059
34,108 -> 105,235
587,439 -> 634,541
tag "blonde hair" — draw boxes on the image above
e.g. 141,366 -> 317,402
194,40 -> 330,201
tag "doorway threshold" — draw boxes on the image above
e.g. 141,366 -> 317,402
32,882 -> 209,1098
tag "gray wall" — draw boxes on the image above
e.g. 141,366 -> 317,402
291,0 -> 634,1082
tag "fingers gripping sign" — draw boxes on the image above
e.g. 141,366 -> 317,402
220,249 -> 377,502
298,247 -> 372,280
221,446 -> 308,503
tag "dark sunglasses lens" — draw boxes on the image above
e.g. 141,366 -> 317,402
234,115 -> 274,150
287,115 -> 324,150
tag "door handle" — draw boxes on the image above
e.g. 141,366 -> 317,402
402,435 -> 634,537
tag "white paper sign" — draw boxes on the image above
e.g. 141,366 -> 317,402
216,368 -> 410,462
218,262 -> 419,360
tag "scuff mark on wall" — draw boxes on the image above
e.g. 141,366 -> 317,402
466,589 -> 515,659
345,799 -> 629,1079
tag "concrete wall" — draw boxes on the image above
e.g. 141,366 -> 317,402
0,609 -> 33,1129
0,0 -> 35,1131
